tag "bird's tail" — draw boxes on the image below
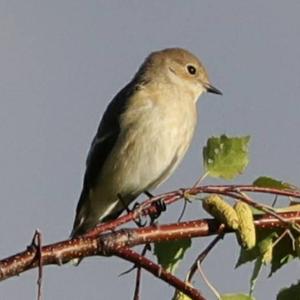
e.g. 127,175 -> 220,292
69,189 -> 90,265
70,188 -> 91,238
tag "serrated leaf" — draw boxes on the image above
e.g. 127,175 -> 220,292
203,135 -> 250,180
154,239 -> 191,274
243,233 -> 274,296
253,176 -> 291,190
236,229 -> 290,269
277,281 -> 300,300
249,257 -> 263,295
236,228 -> 297,295
236,230 -> 277,268
235,245 -> 259,268
220,293 -> 255,300
270,231 -> 296,276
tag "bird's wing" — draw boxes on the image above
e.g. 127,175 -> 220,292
74,82 -> 137,224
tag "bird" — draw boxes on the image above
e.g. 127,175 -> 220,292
71,47 -> 222,238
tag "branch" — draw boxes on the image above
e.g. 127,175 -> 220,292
82,185 -> 300,238
187,227 -> 225,283
0,185 -> 299,298
114,248 -> 205,300
1,211 -> 300,281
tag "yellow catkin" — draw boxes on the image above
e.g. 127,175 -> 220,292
202,194 -> 239,230
234,201 -> 256,249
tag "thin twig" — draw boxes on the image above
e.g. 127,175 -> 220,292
237,191 -> 300,233
1,212 -> 300,282
272,228 -> 296,252
193,171 -> 209,187
206,189 -> 300,232
196,261 -> 220,299
177,198 -> 188,222
271,195 -> 278,207
133,264 -> 142,300
187,226 -> 225,283
133,245 -> 149,300
0,185 -> 300,287
82,185 -> 300,238
114,247 -> 206,300
30,230 -> 43,300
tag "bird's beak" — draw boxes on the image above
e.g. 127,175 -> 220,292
205,83 -> 222,95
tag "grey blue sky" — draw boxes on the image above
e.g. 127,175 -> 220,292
0,1 -> 299,299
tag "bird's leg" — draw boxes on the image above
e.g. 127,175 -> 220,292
117,193 -> 131,214
144,190 -> 154,198
149,198 -> 166,224
144,190 -> 167,224
131,202 -> 147,227
117,193 -> 146,227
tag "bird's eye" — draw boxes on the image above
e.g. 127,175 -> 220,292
187,65 -> 197,75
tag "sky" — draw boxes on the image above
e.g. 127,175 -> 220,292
0,1 -> 300,299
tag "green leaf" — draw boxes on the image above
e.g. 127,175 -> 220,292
236,228 -> 298,295
172,289 -> 193,300
277,281 -> 300,300
270,231 -> 295,276
235,245 -> 259,267
253,176 -> 291,190
154,239 -> 191,274
249,257 -> 263,295
236,230 -> 277,268
236,228 -> 296,273
220,293 -> 255,300
203,135 -> 250,180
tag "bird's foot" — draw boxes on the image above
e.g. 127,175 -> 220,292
144,191 -> 167,223
149,198 -> 166,224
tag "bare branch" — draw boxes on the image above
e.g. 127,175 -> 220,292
1,211 -> 300,281
82,185 -> 300,238
0,185 -> 299,298
114,247 -> 206,300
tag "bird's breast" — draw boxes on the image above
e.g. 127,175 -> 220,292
100,89 -> 198,199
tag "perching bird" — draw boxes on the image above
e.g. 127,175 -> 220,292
71,48 -> 222,237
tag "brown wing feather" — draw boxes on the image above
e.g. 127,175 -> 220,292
71,81 -> 137,236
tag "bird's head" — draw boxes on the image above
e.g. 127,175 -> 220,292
137,48 -> 222,100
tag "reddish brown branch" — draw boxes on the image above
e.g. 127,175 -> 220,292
114,247 -> 205,300
0,185 -> 299,298
133,262 -> 142,300
34,230 -> 43,300
187,226 -> 226,283
1,211 -> 300,282
132,245 -> 149,300
83,185 -> 300,238
83,190 -> 184,238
